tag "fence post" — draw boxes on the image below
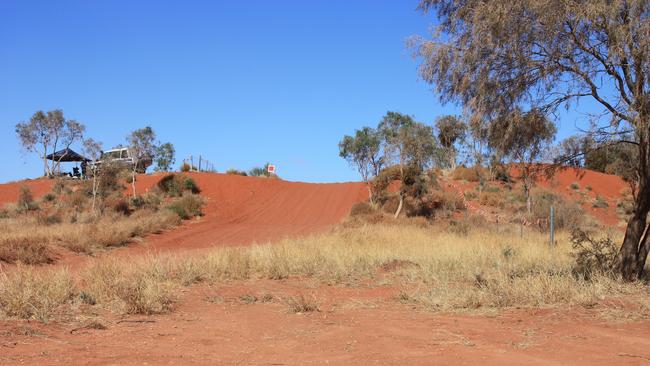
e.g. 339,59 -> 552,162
550,205 -> 555,245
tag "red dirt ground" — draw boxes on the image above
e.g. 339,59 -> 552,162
2,279 -> 650,365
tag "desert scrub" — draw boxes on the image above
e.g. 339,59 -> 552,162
166,194 -> 204,219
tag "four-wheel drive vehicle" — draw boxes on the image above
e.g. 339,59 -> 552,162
89,147 -> 152,174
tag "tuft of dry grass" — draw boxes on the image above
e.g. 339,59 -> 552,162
0,266 -> 73,322
83,258 -> 177,315
286,293 -> 320,313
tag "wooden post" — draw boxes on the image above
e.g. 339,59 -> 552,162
199,155 -> 202,172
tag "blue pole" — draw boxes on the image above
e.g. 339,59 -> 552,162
550,206 -> 555,245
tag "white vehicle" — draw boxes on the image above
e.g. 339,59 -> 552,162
89,147 -> 152,174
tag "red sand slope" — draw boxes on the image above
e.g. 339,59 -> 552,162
0,173 -> 366,257
131,173 -> 368,252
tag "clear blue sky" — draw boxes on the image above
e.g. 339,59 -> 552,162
0,1 -> 588,183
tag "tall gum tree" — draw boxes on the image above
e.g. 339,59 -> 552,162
412,0 -> 650,280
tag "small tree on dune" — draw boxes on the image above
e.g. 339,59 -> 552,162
82,138 -> 103,212
379,111 -> 439,217
435,115 -> 466,170
127,126 -> 157,197
487,109 -> 557,215
155,142 -> 175,172
339,126 -> 384,205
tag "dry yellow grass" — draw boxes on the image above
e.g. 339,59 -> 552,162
1,222 -> 649,322
0,210 -> 181,262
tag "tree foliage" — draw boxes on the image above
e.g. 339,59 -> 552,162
488,109 -> 557,213
339,127 -> 384,203
155,142 -> 175,172
15,109 -> 85,177
127,126 -> 157,197
413,0 -> 650,280
435,115 -> 466,169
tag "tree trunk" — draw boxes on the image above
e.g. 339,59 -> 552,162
525,184 -> 531,215
394,195 -> 404,219
617,176 -> 650,281
132,169 -> 137,198
394,162 -> 405,218
635,223 -> 650,278
366,183 -> 374,206
617,129 -> 650,281
91,173 -> 98,212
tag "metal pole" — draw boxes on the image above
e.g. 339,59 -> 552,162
550,205 -> 555,245
199,155 -> 202,172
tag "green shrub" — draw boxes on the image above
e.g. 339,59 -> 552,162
17,186 -> 38,212
166,194 -> 204,220
130,195 -> 146,209
349,202 -> 375,217
183,177 -> 201,194
42,193 -> 56,203
569,182 -> 580,190
226,169 -> 248,176
531,189 -> 585,230
571,229 -> 617,279
157,174 -> 201,197
593,195 -> 609,209
113,199 -> 131,216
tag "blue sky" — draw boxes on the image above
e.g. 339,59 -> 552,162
1,1 -> 592,183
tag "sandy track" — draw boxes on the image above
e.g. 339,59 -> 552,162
133,173 -> 368,252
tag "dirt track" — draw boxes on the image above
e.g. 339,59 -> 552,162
132,173 -> 368,252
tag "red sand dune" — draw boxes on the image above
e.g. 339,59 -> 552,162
0,173 -> 368,255
132,172 -> 368,252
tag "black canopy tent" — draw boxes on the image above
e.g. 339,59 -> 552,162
45,148 -> 89,162
45,148 -> 90,177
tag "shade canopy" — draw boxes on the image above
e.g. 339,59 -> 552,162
45,148 -> 89,162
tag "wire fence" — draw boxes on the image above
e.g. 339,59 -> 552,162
182,155 -> 216,173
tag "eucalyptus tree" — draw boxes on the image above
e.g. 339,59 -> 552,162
435,115 -> 466,170
412,0 -> 650,280
488,109 -> 557,214
15,109 -> 85,177
127,126 -> 157,197
82,138 -> 103,212
155,142 -> 175,172
378,111 -> 439,217
339,126 -> 384,204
